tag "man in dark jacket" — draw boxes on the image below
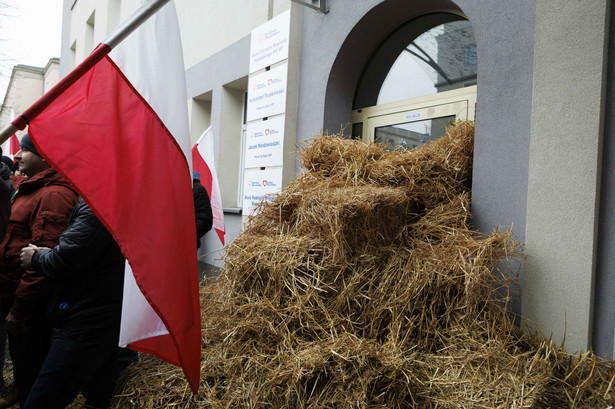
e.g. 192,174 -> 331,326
0,147 -> 13,197
20,198 -> 125,409
0,134 -> 78,406
193,171 -> 213,249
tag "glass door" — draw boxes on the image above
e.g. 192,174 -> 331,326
351,85 -> 476,150
375,115 -> 455,149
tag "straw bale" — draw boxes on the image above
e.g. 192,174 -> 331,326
367,121 -> 474,208
111,121 -> 615,408
299,135 -> 383,181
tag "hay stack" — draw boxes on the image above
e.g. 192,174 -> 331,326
111,121 -> 615,408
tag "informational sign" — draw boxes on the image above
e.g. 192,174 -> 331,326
242,167 -> 283,215
244,116 -> 285,169
249,10 -> 291,73
403,111 -> 423,121
246,63 -> 287,122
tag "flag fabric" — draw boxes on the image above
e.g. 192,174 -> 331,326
26,2 -> 201,393
192,127 -> 225,245
9,134 -> 19,156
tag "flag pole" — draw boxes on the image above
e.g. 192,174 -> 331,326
0,0 -> 172,145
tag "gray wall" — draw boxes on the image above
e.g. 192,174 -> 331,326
186,36 -> 250,132
296,0 -> 536,316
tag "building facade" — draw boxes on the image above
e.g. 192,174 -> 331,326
0,58 -> 60,146
60,0 -> 615,358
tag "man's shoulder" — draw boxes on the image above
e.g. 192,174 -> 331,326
22,176 -> 77,209
33,172 -> 75,195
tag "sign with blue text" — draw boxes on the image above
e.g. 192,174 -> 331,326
244,116 -> 285,169
249,10 -> 290,73
242,167 -> 283,215
246,63 -> 288,122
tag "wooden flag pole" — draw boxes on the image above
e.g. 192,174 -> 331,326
0,0 -> 171,145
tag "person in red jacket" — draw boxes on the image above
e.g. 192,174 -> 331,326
0,134 -> 78,408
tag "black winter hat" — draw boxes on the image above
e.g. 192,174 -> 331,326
19,134 -> 40,157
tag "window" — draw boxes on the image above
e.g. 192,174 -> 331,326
351,13 -> 477,150
378,19 -> 477,105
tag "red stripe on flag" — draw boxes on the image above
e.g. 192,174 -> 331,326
215,228 -> 225,245
192,140 -> 225,245
9,134 -> 18,156
12,44 -> 113,130
28,55 -> 200,391
192,145 -> 213,193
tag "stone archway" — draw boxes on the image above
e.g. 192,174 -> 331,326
322,0 -> 464,134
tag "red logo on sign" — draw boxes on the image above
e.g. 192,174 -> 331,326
262,180 -> 268,186
267,79 -> 272,86
265,129 -> 269,135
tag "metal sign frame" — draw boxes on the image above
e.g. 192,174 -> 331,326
289,0 -> 329,14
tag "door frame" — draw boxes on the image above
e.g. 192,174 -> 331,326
350,85 -> 477,143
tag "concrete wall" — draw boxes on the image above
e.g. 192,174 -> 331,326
522,0 -> 610,353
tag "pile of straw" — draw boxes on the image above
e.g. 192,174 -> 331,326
112,121 -> 615,408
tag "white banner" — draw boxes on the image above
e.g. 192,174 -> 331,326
242,167 -> 283,216
244,116 -> 285,169
249,10 -> 290,73
246,63 -> 287,122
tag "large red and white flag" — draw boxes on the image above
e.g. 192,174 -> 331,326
192,127 -> 225,245
23,1 -> 201,392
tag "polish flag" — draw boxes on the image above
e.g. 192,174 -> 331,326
192,127 -> 225,245
19,1 -> 200,392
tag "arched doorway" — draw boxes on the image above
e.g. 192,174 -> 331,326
350,13 -> 477,148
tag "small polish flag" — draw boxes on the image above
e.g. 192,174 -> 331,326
192,127 -> 225,245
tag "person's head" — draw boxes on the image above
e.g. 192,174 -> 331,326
0,153 -> 12,172
14,134 -> 50,178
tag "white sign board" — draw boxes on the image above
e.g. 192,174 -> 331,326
249,10 -> 291,73
246,63 -> 287,122
242,167 -> 283,216
244,116 -> 285,169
